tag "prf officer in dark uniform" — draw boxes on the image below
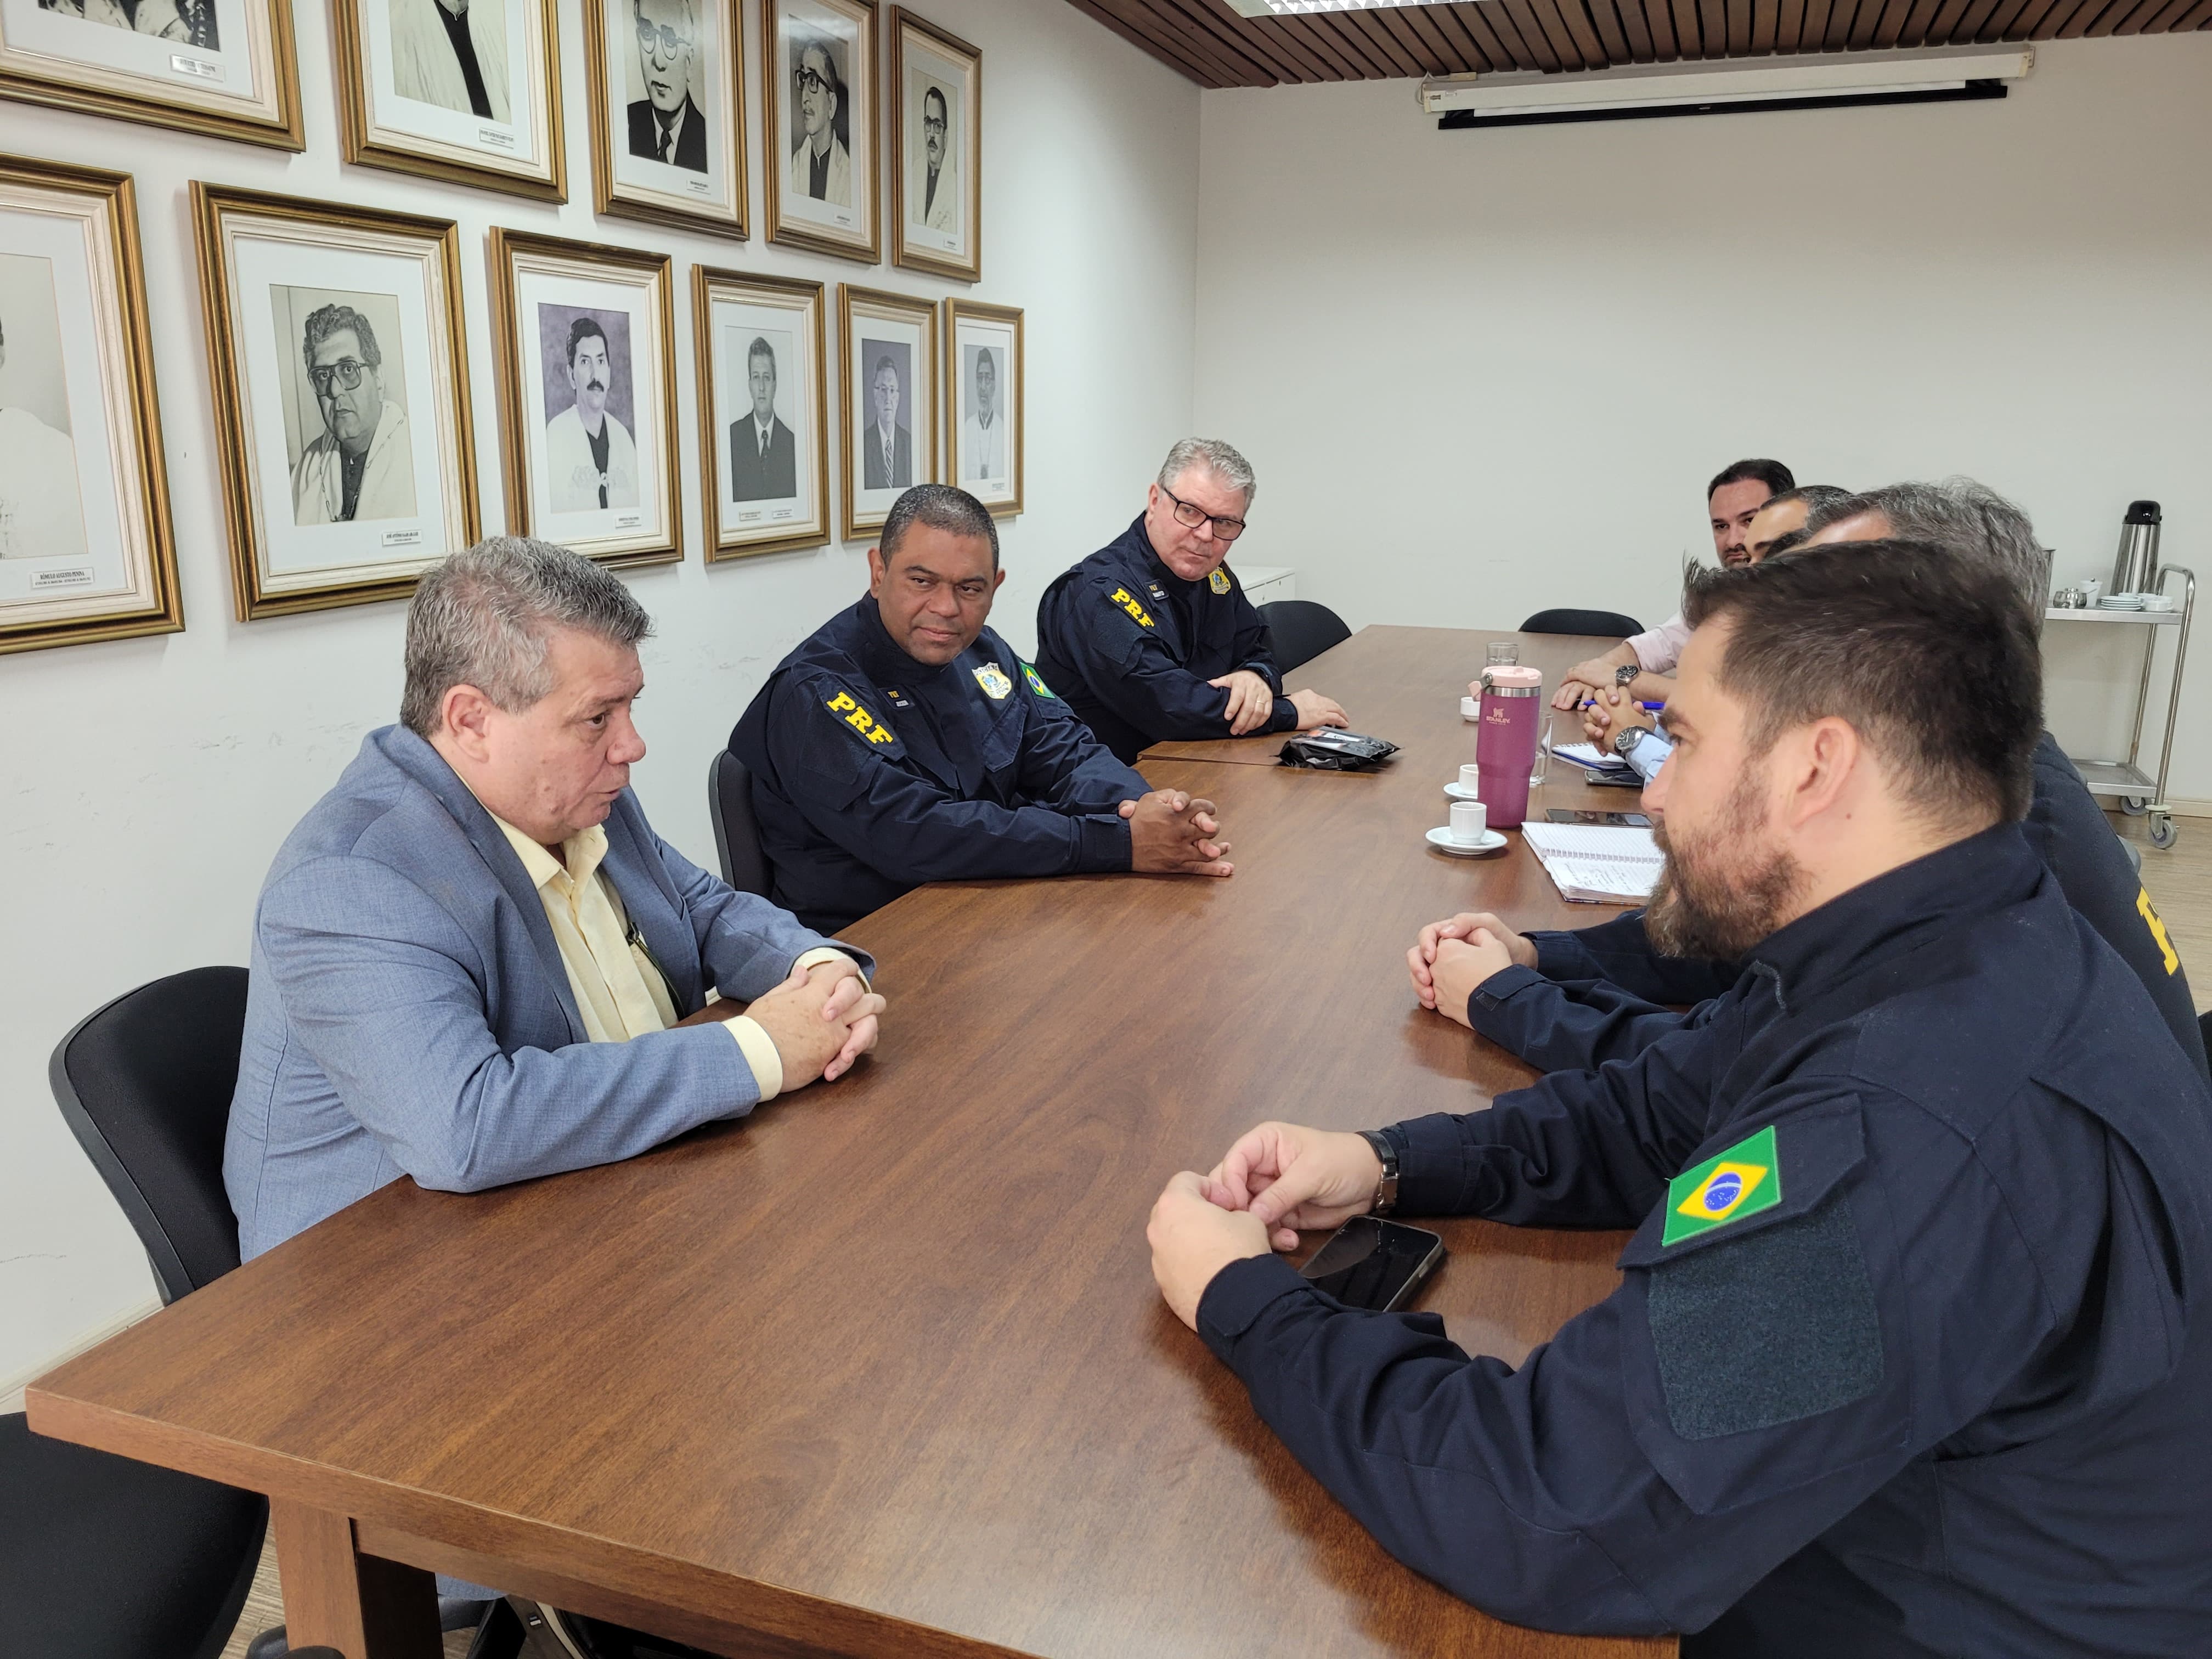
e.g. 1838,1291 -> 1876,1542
1148,543 -> 2212,1654
729,485 -> 1234,933
1034,438 -> 1348,763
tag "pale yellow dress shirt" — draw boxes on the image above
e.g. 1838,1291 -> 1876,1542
488,814 -> 854,1101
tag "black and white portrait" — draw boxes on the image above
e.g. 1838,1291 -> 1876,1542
890,12 -> 978,281
727,328 -> 797,503
860,340 -> 911,492
34,0 -> 217,50
626,0 -> 706,171
960,344 -> 1004,487
273,286 -> 420,528
536,303 -> 638,514
947,301 -> 1019,515
0,252 -> 87,561
907,74 -> 957,236
786,25 -> 850,210
387,0 -> 511,122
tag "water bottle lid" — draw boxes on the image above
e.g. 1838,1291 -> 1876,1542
1481,665 -> 1543,690
2126,500 -> 2161,524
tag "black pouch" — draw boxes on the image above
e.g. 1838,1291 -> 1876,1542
1278,729 -> 1399,770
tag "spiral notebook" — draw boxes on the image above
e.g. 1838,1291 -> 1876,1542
1520,821 -> 1663,904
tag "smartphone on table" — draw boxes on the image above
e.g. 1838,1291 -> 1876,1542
1545,808 -> 1651,827
1298,1217 -> 1446,1312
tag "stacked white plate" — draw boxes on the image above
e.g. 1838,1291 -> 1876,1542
2097,595 -> 2146,611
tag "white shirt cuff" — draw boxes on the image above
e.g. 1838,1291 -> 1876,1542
726,1017 -> 784,1102
791,945 -> 868,989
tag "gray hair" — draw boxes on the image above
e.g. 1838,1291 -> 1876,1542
1804,478 -> 2051,620
400,537 -> 652,737
1158,437 -> 1256,509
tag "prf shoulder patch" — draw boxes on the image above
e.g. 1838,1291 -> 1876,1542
1107,585 -> 1155,629
1021,661 -> 1056,698
1663,1125 -> 1781,1245
1208,568 -> 1231,595
822,687 -> 896,746
2138,887 -> 2181,975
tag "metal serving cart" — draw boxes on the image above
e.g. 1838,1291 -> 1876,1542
2045,562 -> 2196,850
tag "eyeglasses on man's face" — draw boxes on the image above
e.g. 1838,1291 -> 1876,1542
636,19 -> 691,58
1163,486 -> 1245,541
923,114 -> 946,134
309,359 -> 368,395
794,64 -> 832,97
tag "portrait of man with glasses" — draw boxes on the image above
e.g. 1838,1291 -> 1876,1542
911,80 -> 957,234
786,28 -> 852,208
284,296 -> 418,529
627,0 -> 708,172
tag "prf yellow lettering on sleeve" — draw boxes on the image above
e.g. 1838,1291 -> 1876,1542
2138,888 -> 2181,975
1108,586 -> 1155,629
823,690 -> 896,746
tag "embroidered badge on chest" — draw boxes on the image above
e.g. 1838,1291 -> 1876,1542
1208,568 -> 1231,595
973,662 -> 1013,699
1661,1124 -> 1781,1245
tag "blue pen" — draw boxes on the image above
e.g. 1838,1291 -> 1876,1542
1581,699 -> 1667,712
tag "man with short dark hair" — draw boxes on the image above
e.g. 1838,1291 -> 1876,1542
728,335 -> 797,501
627,0 -> 708,171
1035,437 -> 1349,763
1150,540 -> 2212,1652
788,35 -> 850,206
729,484 -> 1236,932
1555,459 -> 1796,710
546,316 -> 637,512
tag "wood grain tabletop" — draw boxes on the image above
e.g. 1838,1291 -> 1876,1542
30,625 -> 1672,1659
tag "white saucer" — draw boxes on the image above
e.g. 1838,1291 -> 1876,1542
1427,826 -> 1506,856
1443,781 -> 1481,800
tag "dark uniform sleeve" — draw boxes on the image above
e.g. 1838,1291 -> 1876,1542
1464,962 -> 1705,1074
764,671 -> 1132,884
1195,1079 -> 2061,1637
1230,589 -> 1285,693
1057,574 -> 1300,744
1530,910 -> 1745,1006
1012,665 -> 1150,812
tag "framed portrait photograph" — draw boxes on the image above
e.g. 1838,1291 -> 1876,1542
945,299 -> 1018,516
762,0 -> 876,263
696,267 -> 828,560
334,0 -> 563,201
585,0 -> 746,238
0,155 -> 181,654
839,283 -> 934,539
193,183 -> 478,620
889,8 -> 977,282
0,0 -> 301,149
490,228 -> 679,568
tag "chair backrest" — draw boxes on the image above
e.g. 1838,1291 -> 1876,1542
1259,599 -> 1352,674
48,967 -> 249,1305
709,749 -> 770,897
1520,607 -> 1645,638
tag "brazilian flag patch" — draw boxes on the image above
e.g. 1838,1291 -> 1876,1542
1022,661 -> 1056,698
1662,1125 -> 1781,1245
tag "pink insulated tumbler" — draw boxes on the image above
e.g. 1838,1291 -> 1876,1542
1474,665 -> 1544,829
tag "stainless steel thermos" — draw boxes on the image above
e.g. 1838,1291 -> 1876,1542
2111,500 -> 2162,596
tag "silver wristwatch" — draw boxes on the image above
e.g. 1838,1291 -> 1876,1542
1614,663 -> 1640,687
1356,1130 -> 1399,1218
1612,723 -> 1648,759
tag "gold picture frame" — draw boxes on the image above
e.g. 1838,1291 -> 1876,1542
0,0 -> 301,151
695,267 -> 831,561
193,183 -> 480,620
839,282 -> 935,540
585,0 -> 748,238
763,0 -> 879,264
489,227 -> 681,569
0,153 -> 182,654
943,298 -> 1019,517
334,0 -> 565,202
889,8 -> 978,283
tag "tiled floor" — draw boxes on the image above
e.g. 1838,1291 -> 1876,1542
216,814 -> 2212,1659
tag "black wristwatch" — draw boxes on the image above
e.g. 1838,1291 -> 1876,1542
1356,1130 -> 1399,1218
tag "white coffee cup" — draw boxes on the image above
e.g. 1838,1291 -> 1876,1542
1458,763 -> 1482,792
1449,800 -> 1487,844
2081,577 -> 2103,601
1460,695 -> 1481,721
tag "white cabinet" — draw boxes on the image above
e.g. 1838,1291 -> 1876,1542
1237,564 -> 1297,605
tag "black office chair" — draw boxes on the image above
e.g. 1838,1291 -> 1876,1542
1520,607 -> 1644,637
1258,599 -> 1351,674
709,749 -> 770,896
41,969 -> 481,1659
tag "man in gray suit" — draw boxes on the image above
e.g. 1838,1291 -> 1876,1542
862,352 -> 911,490
225,536 -> 885,1262
728,335 -> 798,501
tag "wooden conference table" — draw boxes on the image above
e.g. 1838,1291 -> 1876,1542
30,626 -> 1674,1659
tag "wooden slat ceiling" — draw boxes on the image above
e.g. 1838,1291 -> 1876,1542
1058,0 -> 2210,85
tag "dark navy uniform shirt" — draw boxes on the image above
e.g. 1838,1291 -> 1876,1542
1033,515 -> 1297,762
1475,733 -> 2208,1081
1198,825 -> 2212,1653
727,597 -> 1148,933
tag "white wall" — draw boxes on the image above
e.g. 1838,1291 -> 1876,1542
0,0 -> 1199,1393
1194,36 -> 2212,802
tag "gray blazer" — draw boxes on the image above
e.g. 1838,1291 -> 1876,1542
224,725 -> 871,1260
